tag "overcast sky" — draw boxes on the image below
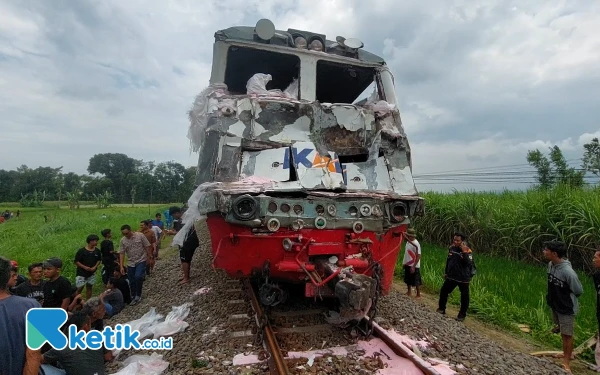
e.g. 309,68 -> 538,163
1,0 -> 599,192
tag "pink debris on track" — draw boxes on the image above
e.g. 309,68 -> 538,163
373,324 -> 457,375
357,338 -> 424,375
193,287 -> 211,296
231,325 -> 457,374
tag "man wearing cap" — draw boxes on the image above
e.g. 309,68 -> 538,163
402,228 -> 422,298
42,257 -> 72,310
0,256 -> 42,375
118,224 -> 153,304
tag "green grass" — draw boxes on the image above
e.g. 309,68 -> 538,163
412,185 -> 600,272
0,205 -> 174,294
396,244 -> 598,352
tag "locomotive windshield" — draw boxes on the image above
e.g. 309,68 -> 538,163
224,46 -> 300,95
190,22 -> 418,199
219,45 -> 395,105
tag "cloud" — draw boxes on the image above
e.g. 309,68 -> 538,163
0,0 -> 599,193
411,130 -> 600,192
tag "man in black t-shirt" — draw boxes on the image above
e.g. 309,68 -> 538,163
13,262 -> 45,303
110,269 -> 131,304
74,234 -> 102,299
100,228 -> 118,285
42,257 -> 72,309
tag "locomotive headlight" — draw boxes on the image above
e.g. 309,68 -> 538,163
291,219 -> 305,231
353,221 -> 364,233
282,238 -> 293,251
390,202 -> 408,223
232,194 -> 258,221
314,216 -> 327,229
309,39 -> 323,51
327,204 -> 337,216
267,218 -> 281,232
294,36 -> 307,48
359,204 -> 372,217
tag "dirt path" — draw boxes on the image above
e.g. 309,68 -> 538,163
392,283 -> 598,375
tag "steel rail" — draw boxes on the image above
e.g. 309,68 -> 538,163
243,278 -> 289,375
370,320 -> 443,375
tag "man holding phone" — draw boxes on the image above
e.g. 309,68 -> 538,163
437,232 -> 476,321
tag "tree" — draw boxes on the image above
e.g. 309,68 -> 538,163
153,161 -> 186,203
88,153 -> 139,203
527,145 -> 585,189
0,170 -> 18,202
527,150 -> 553,189
179,166 -> 198,202
0,159 -> 197,205
582,137 -> 600,178
81,176 -> 113,200
127,161 -> 156,205
549,146 -> 585,187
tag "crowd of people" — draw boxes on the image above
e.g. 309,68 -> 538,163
0,206 -> 193,375
0,209 -> 19,223
400,229 -> 599,374
5,203 -> 599,374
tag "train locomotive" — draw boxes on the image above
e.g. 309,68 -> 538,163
178,19 -> 424,332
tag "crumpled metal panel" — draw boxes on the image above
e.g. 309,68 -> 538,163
190,88 -> 419,197
241,147 -> 289,182
292,141 -> 345,189
388,165 -> 418,196
344,157 -> 394,192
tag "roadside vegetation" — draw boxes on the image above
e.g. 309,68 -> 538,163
412,185 -> 600,271
395,245 -> 597,352
0,205 -> 173,295
397,139 -> 600,360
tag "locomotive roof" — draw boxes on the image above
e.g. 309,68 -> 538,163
214,26 -> 386,65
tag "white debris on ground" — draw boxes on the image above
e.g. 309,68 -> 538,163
109,353 -> 169,375
109,303 -> 193,374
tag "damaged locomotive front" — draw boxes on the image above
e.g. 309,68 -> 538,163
177,19 -> 424,327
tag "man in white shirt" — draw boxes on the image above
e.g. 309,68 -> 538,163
402,228 -> 422,298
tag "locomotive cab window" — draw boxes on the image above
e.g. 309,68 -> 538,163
316,60 -> 378,104
225,46 -> 300,95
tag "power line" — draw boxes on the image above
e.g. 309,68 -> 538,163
414,159 -> 583,176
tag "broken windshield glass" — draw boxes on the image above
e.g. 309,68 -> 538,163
316,60 -> 377,104
225,46 -> 300,95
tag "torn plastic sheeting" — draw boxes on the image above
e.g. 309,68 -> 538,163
371,100 -> 396,116
111,303 -> 192,358
173,177 -> 275,248
111,308 -> 164,358
246,73 -> 298,99
109,353 -> 169,375
149,302 -> 193,339
128,308 -> 165,339
187,83 -> 229,154
172,181 -> 221,247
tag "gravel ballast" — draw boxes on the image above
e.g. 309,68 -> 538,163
103,226 -> 573,375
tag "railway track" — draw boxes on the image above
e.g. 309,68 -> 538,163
224,277 -> 446,375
